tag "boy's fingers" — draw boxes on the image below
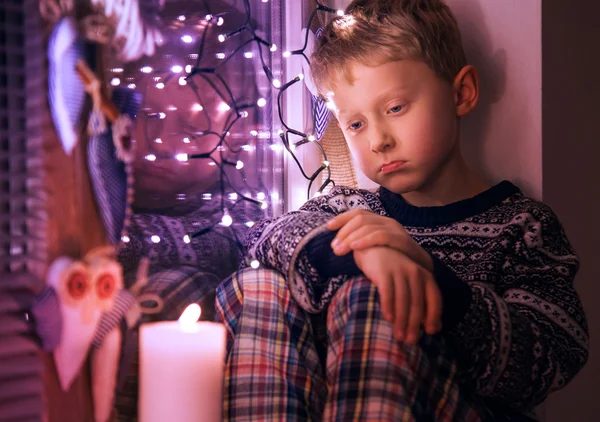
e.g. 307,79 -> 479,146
330,214 -> 372,250
405,272 -> 425,344
393,274 -> 409,341
375,274 -> 395,324
424,276 -> 443,334
333,226 -> 379,255
350,230 -> 398,251
327,209 -> 363,230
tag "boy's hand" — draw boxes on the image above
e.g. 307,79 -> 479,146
353,246 -> 443,343
327,210 -> 433,272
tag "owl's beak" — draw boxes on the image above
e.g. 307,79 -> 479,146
81,294 -> 96,324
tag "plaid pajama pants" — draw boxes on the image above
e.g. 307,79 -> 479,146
216,268 -> 484,422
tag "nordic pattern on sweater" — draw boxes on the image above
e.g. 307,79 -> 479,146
243,183 -> 588,412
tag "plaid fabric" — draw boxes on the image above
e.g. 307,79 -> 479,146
216,268 -> 484,421
114,266 -> 222,421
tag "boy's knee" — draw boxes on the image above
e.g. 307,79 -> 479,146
330,275 -> 380,310
217,267 -> 288,301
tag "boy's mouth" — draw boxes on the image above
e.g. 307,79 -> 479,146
381,161 -> 406,174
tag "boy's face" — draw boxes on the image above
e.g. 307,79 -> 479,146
330,60 -> 461,196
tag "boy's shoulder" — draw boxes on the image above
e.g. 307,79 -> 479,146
479,186 -> 564,230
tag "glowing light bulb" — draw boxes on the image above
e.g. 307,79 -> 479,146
141,66 -> 153,73
127,83 -> 136,89
272,79 -> 281,88
176,153 -> 189,162
154,138 -> 163,144
236,160 -> 244,170
121,235 -> 130,243
218,34 -> 226,43
181,35 -> 193,43
156,82 -> 165,89
323,160 -> 330,167
179,76 -> 187,86
112,68 -> 123,73
217,17 -> 224,26
183,235 -> 191,244
218,102 -> 231,112
221,211 -> 233,227
257,192 -> 266,201
185,64 -> 192,73
178,15 -> 186,21
277,129 -> 284,137
297,73 -> 305,80
183,137 -> 191,143
257,98 -> 267,107
151,235 -> 161,243
202,193 -> 212,200
270,44 -> 277,52
205,14 -> 213,21
178,304 -> 200,332
308,135 -> 316,142
171,65 -> 183,73
244,52 -> 253,59
240,111 -> 249,118
111,78 -> 120,86
283,51 -> 291,58
158,112 -> 166,119
250,130 -> 258,137
251,260 -> 260,269
260,202 -> 268,210
145,154 -> 156,161
216,53 -> 226,59
229,193 -> 238,201
192,103 -> 203,112
245,221 -> 255,228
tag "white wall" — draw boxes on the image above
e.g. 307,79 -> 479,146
447,0 -> 543,199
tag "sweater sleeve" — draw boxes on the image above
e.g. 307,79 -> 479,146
243,187 -> 383,312
442,205 -> 589,411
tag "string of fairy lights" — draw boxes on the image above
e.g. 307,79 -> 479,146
111,0 -> 345,259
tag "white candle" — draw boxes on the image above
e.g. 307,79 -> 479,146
139,305 -> 226,422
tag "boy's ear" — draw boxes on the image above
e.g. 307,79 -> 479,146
453,65 -> 479,117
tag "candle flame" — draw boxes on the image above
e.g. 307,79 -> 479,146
179,304 -> 201,332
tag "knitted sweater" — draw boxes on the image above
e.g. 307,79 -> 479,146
243,181 -> 589,412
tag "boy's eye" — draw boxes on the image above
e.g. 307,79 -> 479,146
349,122 -> 364,131
389,105 -> 404,113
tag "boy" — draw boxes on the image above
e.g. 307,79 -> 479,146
216,0 -> 588,420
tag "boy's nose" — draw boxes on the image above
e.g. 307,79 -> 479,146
369,125 -> 396,153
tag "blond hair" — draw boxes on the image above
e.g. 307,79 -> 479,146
310,0 -> 466,95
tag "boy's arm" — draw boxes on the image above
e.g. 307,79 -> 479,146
437,205 -> 588,411
243,187 -> 383,312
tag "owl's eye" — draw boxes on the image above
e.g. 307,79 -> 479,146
96,274 -> 116,300
67,272 -> 88,299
